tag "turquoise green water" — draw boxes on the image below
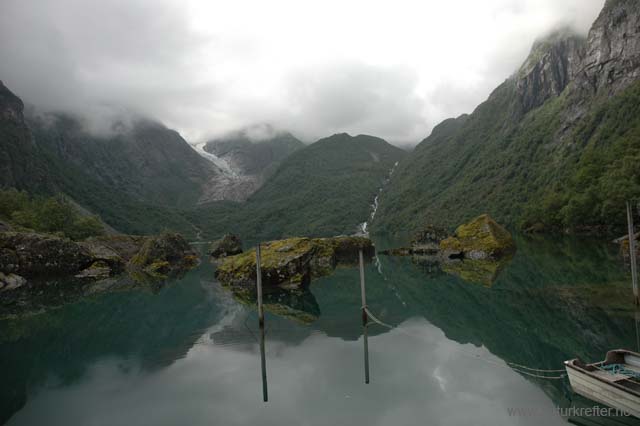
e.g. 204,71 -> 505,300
1,235 -> 639,425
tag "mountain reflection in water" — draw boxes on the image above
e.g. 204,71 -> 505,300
1,235 -> 639,425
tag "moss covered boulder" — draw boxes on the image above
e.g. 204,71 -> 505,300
210,234 -> 243,258
215,236 -> 374,289
439,215 -> 515,260
129,232 -> 198,278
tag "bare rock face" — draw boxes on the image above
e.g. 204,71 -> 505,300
577,0 -> 640,95
515,30 -> 586,113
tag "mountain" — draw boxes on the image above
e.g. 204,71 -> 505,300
0,83 -> 211,237
28,113 -> 222,207
195,125 -> 305,201
374,0 -> 640,235
0,81 -> 49,192
190,133 -> 407,240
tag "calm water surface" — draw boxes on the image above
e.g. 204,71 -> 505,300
1,235 -> 640,425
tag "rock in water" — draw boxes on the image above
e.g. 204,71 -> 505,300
410,225 -> 449,254
129,232 -> 199,276
210,234 -> 243,258
439,215 -> 515,260
215,236 -> 374,289
0,232 -> 93,276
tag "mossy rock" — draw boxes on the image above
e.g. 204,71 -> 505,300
129,232 -> 197,271
215,236 -> 374,289
210,234 -> 243,258
439,214 -> 515,260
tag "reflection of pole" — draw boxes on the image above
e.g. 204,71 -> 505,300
634,309 -> 640,352
359,249 -> 368,325
259,323 -> 268,402
627,202 -> 639,305
256,243 -> 264,325
363,323 -> 370,384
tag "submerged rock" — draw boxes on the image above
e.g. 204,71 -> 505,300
439,215 -> 515,260
215,236 -> 374,289
210,234 -> 243,258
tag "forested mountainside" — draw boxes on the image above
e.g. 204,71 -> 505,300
0,81 -> 204,236
374,0 -> 640,235
190,133 -> 406,240
0,80 -> 404,240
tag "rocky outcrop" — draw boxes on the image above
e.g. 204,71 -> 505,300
129,232 -> 198,277
380,216 -> 515,286
0,81 -> 48,190
210,234 -> 243,258
0,231 -> 198,287
577,0 -> 640,95
439,215 -> 515,260
515,29 -> 586,113
215,236 -> 374,289
379,225 -> 448,256
0,232 -> 94,276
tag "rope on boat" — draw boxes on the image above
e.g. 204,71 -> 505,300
363,305 -> 568,380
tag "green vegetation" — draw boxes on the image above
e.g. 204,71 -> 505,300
374,79 -> 640,235
190,133 -> 406,240
0,189 -> 104,240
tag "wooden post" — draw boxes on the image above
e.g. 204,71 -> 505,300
359,249 -> 368,325
259,323 -> 268,402
627,202 -> 639,305
256,243 -> 264,325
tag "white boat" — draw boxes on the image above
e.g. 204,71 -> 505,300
565,349 -> 640,418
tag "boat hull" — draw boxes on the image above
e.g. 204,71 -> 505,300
566,365 -> 640,418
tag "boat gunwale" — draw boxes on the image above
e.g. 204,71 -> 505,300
565,349 -> 640,398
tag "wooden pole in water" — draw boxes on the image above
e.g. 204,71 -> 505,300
363,323 -> 370,384
259,322 -> 268,402
359,249 -> 368,325
627,202 -> 639,306
256,243 -> 264,326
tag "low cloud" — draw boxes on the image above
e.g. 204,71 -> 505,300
0,0 -> 606,145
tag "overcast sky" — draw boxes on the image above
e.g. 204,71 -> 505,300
0,0 -> 605,145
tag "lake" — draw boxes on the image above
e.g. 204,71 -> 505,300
1,234 -> 640,425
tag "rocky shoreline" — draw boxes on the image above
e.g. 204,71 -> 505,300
0,230 -> 199,314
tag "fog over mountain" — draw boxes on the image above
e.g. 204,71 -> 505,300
0,0 -> 605,145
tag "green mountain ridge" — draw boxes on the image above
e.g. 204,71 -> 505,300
190,133 -> 406,240
373,0 -> 640,235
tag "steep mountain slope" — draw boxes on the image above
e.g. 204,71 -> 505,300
374,0 -> 640,235
0,81 -> 49,192
28,113 -> 221,207
190,133 -> 407,240
0,83 -> 204,237
195,125 -> 305,201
